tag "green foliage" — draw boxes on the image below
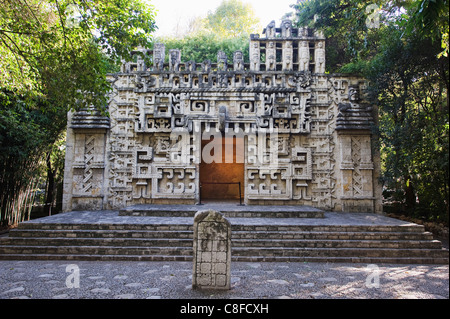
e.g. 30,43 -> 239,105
202,0 -> 260,38
160,33 -> 250,65
0,0 -> 157,111
292,0 -> 389,73
291,0 -> 449,222
0,89 -> 65,225
0,0 -> 156,225
156,0 -> 260,65
408,0 -> 449,57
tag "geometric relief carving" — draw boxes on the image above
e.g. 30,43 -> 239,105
132,147 -> 153,179
351,136 -> 363,197
292,147 -> 312,180
69,131 -> 107,203
133,178 -> 151,200
82,135 -> 95,193
276,135 -> 289,156
291,147 -> 312,201
63,21 -> 379,213
153,167 -> 196,198
237,101 -> 255,115
154,103 -> 172,118
339,135 -> 374,199
147,116 -> 171,132
191,101 -> 209,113
247,167 -> 291,200
155,136 -> 171,155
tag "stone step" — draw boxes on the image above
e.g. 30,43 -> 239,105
231,256 -> 450,264
1,237 -> 441,249
7,228 -> 433,241
232,247 -> 449,259
0,237 -> 193,247
0,253 -> 446,264
0,245 -> 192,256
15,222 -> 426,234
232,239 -> 443,249
231,224 -> 426,233
0,245 -> 447,261
232,231 -> 434,241
16,223 -> 194,232
0,254 -> 192,262
2,213 -> 447,264
8,229 -> 194,239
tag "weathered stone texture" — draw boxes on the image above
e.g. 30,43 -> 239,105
192,210 -> 231,290
63,21 -> 382,213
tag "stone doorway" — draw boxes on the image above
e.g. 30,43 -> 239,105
199,135 -> 245,202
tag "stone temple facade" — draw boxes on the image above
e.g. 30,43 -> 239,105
63,20 -> 382,214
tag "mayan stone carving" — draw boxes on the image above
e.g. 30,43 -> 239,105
192,210 -> 231,290
63,21 -> 382,214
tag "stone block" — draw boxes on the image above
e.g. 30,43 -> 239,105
214,263 -> 227,274
192,210 -> 231,290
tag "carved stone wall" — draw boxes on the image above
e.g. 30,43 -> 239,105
63,110 -> 109,211
63,21 -> 382,213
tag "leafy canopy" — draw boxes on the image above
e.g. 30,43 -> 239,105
0,0 -> 157,111
0,0 -> 157,225
156,0 -> 260,63
202,0 -> 261,38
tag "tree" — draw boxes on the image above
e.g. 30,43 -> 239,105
156,0 -> 260,65
1,0 -> 156,111
0,88 -> 66,224
160,33 -> 250,67
202,0 -> 261,38
0,0 -> 157,226
291,0 -> 449,222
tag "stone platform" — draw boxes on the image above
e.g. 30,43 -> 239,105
119,203 -> 324,218
0,205 -> 448,264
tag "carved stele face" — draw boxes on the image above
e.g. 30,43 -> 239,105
171,52 -> 178,63
154,50 -> 161,64
349,86 -> 360,102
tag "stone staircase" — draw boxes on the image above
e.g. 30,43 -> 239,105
0,209 -> 448,264
231,224 -> 448,263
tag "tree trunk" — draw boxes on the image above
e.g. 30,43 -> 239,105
45,152 -> 55,216
404,176 -> 416,215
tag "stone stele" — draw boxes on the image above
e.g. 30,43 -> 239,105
192,210 -> 231,290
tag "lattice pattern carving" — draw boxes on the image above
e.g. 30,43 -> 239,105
82,135 -> 95,193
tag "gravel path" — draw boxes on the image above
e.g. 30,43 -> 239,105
0,260 -> 448,299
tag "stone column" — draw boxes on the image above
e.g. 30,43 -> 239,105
283,41 -> 293,71
249,36 -> 260,71
169,49 -> 181,72
192,210 -> 231,290
266,41 -> 276,71
63,108 -> 109,211
299,41 -> 310,72
153,43 -> 165,71
314,41 -> 326,74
